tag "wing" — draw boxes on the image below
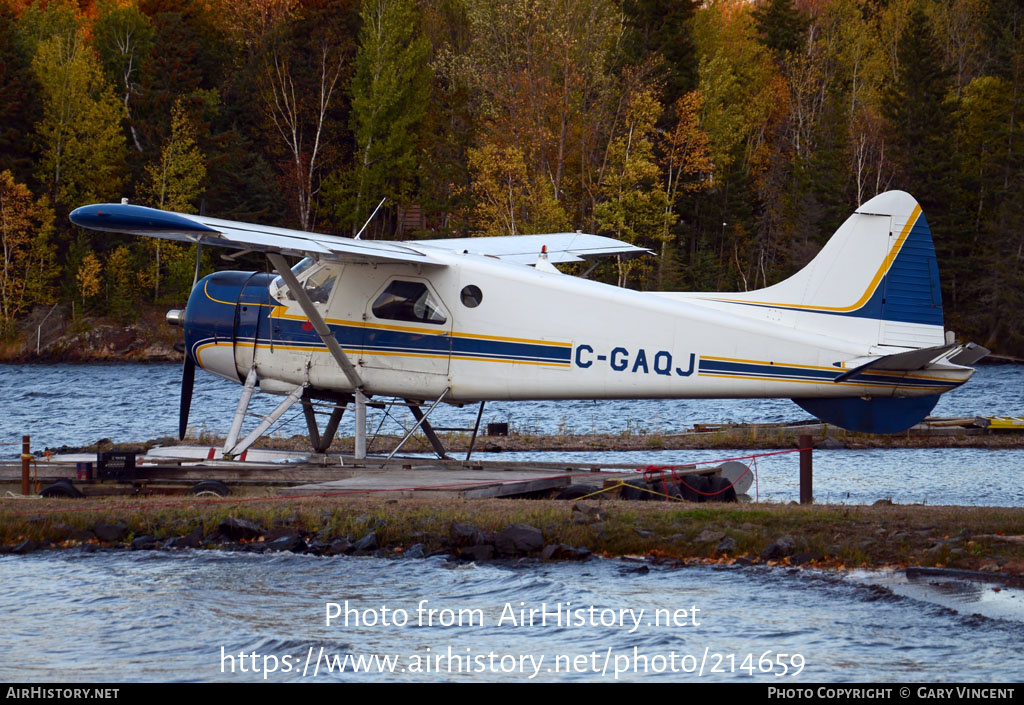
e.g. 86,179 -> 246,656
413,232 -> 650,264
70,203 -> 648,267
70,203 -> 441,266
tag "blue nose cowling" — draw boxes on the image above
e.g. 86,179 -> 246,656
183,271 -> 274,380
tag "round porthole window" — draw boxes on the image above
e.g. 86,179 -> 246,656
460,285 -> 483,308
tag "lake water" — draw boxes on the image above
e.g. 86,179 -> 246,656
2,550 -> 1022,683
1,362 -> 1023,451
2,362 -> 1022,506
1,363 -> 1023,682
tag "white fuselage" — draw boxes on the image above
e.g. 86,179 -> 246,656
193,250 -> 971,403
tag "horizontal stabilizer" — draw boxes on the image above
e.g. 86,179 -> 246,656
948,342 -> 990,367
832,343 -> 958,383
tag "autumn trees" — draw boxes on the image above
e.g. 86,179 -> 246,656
0,0 -> 1022,354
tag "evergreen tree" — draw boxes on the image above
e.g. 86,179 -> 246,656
882,3 -> 960,255
621,0 -> 700,106
342,0 -> 432,236
752,0 -> 809,61
0,6 -> 39,184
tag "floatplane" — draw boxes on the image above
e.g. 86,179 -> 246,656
70,190 -> 987,461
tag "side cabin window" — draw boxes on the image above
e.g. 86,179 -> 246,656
372,280 -> 447,325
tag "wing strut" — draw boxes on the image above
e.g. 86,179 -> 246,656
266,252 -> 368,458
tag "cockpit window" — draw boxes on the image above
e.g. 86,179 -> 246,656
291,257 -> 315,277
270,258 -> 335,305
303,267 -> 337,304
372,281 -> 447,324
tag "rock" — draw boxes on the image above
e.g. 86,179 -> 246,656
266,535 -> 307,553
13,539 -> 38,554
306,541 -> 329,556
326,538 -> 353,556
449,521 -> 485,547
166,526 -> 204,550
183,527 -> 204,548
93,523 -> 129,542
734,557 -> 754,566
761,536 -> 797,561
130,535 -> 156,550
571,503 -> 605,524
459,544 -> 494,562
494,524 -> 544,556
696,529 -> 726,544
218,517 -> 263,541
790,551 -> 822,566
542,544 -> 591,561
353,532 -> 378,553
716,537 -> 738,553
263,527 -> 299,542
816,436 -> 846,449
405,544 -> 426,559
873,498 -> 894,506
634,528 -> 655,538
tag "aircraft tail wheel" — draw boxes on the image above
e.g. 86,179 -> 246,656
188,480 -> 232,497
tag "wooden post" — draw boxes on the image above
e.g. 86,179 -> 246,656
799,434 -> 812,504
21,435 -> 30,496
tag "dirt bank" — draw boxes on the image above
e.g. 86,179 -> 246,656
1,305 -> 181,362
3,495 -> 1023,580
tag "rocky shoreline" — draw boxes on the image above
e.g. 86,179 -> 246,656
3,496 -> 1024,583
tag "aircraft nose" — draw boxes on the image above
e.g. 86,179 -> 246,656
182,271 -> 248,381
182,271 -> 275,383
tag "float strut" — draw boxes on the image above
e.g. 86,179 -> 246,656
224,367 -> 258,455
405,400 -> 449,459
387,389 -> 450,460
225,384 -> 304,459
465,401 -> 486,462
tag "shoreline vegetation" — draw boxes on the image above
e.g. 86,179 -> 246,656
2,496 -> 1024,584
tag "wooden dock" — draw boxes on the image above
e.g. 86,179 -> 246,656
0,446 -> 710,499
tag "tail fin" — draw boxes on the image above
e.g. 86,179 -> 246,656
691,191 -> 945,348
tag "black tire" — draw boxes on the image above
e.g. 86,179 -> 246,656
188,480 -> 232,497
664,482 -> 684,500
40,481 -> 84,498
619,479 -> 650,501
678,474 -> 710,502
555,484 -> 597,500
704,475 -> 738,503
